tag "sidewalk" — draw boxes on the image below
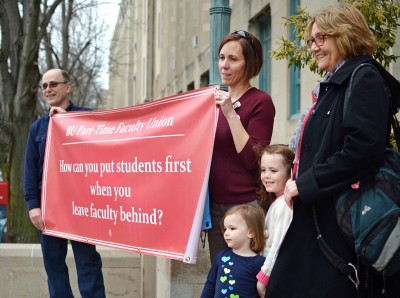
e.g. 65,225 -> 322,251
0,242 -> 209,297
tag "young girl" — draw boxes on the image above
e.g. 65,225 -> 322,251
255,144 -> 295,297
201,204 -> 266,298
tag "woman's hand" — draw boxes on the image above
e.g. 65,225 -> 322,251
214,89 -> 249,153
214,90 -> 236,119
284,179 -> 299,209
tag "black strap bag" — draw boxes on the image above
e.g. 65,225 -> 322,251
313,63 -> 400,291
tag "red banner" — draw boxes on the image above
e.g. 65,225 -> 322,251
42,86 -> 217,264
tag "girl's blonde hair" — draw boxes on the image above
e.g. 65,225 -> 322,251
221,204 -> 266,253
255,144 -> 295,210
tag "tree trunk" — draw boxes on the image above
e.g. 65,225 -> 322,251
9,117 -> 39,243
1,0 -> 101,243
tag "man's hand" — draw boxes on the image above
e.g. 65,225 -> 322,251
49,106 -> 66,116
29,208 -> 45,231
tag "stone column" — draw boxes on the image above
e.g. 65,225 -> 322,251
209,0 -> 231,88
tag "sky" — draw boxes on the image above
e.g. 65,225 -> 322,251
98,0 -> 121,89
2,2 -> 120,90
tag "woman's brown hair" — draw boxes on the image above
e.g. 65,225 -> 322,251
218,30 -> 263,82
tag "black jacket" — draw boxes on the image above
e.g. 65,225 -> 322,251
266,56 -> 400,298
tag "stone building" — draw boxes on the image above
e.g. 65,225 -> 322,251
108,0 -> 400,142
107,0 -> 400,296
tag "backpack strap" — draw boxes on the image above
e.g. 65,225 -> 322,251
366,63 -> 400,148
392,114 -> 400,149
346,63 -> 400,148
312,206 -> 360,289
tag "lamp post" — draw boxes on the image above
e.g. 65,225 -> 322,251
209,0 -> 231,89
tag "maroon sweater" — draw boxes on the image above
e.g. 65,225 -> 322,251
209,88 -> 275,205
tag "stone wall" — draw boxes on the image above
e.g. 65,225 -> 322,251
0,244 -> 141,298
0,242 -> 210,298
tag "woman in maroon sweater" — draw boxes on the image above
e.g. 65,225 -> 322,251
208,30 -> 275,262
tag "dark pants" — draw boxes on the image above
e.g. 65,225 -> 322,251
207,200 -> 259,263
40,232 -> 105,298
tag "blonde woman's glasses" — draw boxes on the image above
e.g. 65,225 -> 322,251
306,34 -> 327,49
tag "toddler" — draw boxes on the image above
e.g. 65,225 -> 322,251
201,204 -> 266,298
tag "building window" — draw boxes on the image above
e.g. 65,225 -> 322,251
258,14 -> 271,94
200,71 -> 209,88
187,81 -> 194,91
290,0 -> 301,118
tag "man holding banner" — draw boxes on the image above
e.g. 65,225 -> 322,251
40,83 -> 216,263
24,69 -> 105,298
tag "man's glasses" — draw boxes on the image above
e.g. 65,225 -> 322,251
230,29 -> 250,39
40,81 -> 68,90
306,34 -> 327,49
